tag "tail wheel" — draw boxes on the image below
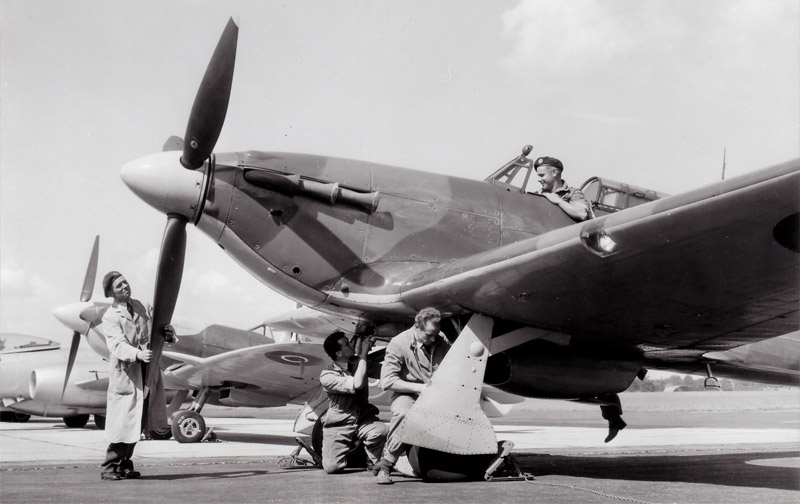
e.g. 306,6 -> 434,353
94,414 -> 106,430
408,445 -> 496,482
63,414 -> 90,428
171,410 -> 206,443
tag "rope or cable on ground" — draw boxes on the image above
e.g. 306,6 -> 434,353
526,479 -> 658,504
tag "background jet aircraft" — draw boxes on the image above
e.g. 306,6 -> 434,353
118,19 -> 799,477
0,333 -> 107,428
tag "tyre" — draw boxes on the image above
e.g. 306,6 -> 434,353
0,412 -> 31,423
148,426 -> 173,440
311,417 -> 323,455
63,414 -> 90,428
93,414 -> 106,430
171,410 -> 206,443
408,445 -> 495,482
13,412 -> 31,423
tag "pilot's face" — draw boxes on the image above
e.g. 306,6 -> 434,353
111,276 -> 131,303
536,165 -> 559,192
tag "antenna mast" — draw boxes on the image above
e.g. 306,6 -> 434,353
721,148 -> 727,180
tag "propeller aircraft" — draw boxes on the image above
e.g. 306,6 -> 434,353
119,19 -> 800,478
50,236 -> 372,442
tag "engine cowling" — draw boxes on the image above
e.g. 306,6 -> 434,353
29,361 -> 107,408
485,339 -> 642,399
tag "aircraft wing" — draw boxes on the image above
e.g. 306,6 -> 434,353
679,332 -> 800,386
162,342 -> 330,404
74,376 -> 109,392
401,160 -> 799,356
257,305 -> 367,339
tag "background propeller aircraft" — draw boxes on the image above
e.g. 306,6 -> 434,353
119,18 -> 799,478
50,235 -> 363,442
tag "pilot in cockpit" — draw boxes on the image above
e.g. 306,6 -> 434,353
533,156 -> 593,221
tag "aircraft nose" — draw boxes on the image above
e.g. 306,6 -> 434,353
120,151 -> 206,220
52,302 -> 92,334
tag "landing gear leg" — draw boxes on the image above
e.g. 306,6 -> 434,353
398,314 -> 503,480
167,389 -> 190,417
398,314 -> 497,454
704,363 -> 721,390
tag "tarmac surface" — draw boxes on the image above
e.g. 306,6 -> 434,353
1,390 -> 799,503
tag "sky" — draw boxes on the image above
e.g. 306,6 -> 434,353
1,0 -> 798,353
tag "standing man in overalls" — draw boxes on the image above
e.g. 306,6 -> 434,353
99,271 -> 174,480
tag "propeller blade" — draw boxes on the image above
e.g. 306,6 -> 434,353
180,17 -> 239,169
61,331 -> 81,401
146,215 -> 187,396
79,235 -> 99,302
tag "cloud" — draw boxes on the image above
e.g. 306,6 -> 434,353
187,269 -> 233,296
0,261 -> 53,298
498,0 -> 797,77
563,110 -> 641,125
499,0 -> 646,74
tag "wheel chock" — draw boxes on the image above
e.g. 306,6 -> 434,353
484,441 -> 534,482
278,437 -> 323,469
200,426 -> 217,442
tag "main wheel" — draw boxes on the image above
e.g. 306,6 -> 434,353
63,414 -> 90,428
94,414 -> 106,430
408,446 -> 496,482
0,412 -> 31,423
171,410 -> 206,443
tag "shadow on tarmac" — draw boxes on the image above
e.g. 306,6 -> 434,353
516,451 -> 800,491
211,431 -> 299,446
141,469 -> 273,481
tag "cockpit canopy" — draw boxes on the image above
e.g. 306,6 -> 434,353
580,177 -> 669,216
486,145 -> 669,216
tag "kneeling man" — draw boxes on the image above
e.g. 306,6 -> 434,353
320,332 -> 387,475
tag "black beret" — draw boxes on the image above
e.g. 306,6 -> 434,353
102,271 -> 123,298
534,156 -> 563,171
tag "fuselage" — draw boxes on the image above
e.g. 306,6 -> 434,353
194,151 -> 577,323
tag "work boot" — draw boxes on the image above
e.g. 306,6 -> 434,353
604,418 -> 627,443
375,467 -> 394,485
121,468 -> 141,479
101,472 -> 122,481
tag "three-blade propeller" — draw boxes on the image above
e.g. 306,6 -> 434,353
145,18 -> 239,406
62,235 -> 99,400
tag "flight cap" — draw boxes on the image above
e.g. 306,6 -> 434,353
534,156 -> 563,171
102,271 -> 123,298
